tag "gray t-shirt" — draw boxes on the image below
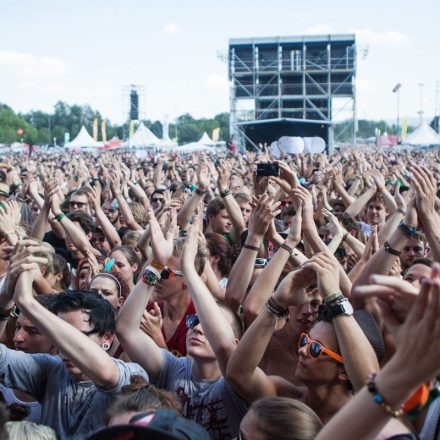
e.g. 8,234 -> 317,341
0,344 -> 148,440
154,349 -> 248,440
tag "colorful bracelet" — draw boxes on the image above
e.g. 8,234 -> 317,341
56,213 -> 66,222
367,373 -> 404,418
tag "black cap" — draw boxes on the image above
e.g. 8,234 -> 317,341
87,409 -> 210,440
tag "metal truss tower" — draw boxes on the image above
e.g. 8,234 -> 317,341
228,34 -> 356,151
122,85 -> 146,140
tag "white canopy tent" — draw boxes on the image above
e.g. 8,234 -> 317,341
403,123 -> 440,146
65,126 -> 103,150
129,122 -> 160,147
198,132 -> 215,145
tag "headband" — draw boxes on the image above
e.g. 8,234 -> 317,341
91,273 -> 122,297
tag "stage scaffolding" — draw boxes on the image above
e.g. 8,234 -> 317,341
227,34 -> 356,151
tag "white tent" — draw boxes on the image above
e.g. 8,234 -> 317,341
65,126 -> 103,150
198,132 -> 215,145
403,123 -> 440,146
130,122 -> 160,147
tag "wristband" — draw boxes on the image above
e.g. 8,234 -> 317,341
220,190 -> 230,198
280,242 -> 296,256
384,241 -> 401,256
243,243 -> 259,251
194,188 -> 205,196
324,292 -> 345,304
398,221 -> 417,238
266,296 -> 290,321
367,373 -> 404,418
0,306 -> 12,321
56,213 -> 66,222
342,232 -> 349,242
141,266 -> 161,286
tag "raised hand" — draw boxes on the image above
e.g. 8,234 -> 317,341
197,160 -> 211,191
301,252 -> 340,298
140,303 -> 164,344
181,203 -> 202,268
147,207 -> 174,264
216,160 -> 230,194
412,165 -> 436,216
247,194 -> 281,240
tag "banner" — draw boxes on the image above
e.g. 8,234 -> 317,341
101,121 -> 107,143
401,118 -> 408,141
212,127 -> 220,142
129,120 -> 135,139
92,118 -> 98,141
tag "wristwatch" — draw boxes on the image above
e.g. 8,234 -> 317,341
319,298 -> 353,321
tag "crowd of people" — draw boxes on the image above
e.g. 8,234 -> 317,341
0,146 -> 438,439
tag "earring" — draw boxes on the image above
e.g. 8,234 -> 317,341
102,342 -> 110,351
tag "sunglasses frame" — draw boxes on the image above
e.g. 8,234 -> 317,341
299,332 -> 343,364
160,267 -> 183,280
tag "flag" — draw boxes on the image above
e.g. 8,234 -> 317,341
401,118 -> 408,141
212,127 -> 220,142
92,118 -> 98,141
129,120 -> 135,139
101,120 -> 107,143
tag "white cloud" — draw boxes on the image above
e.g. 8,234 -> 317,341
75,86 -> 112,98
18,80 -> 36,89
357,78 -> 375,94
351,29 -> 410,45
304,24 -> 332,35
204,74 -> 229,89
0,50 -> 69,76
162,22 -> 179,35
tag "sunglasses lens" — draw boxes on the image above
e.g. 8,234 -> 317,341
309,342 -> 322,358
186,315 -> 199,329
299,334 -> 308,348
161,269 -> 171,280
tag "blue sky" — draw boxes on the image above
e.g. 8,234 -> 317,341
1,0 -> 439,125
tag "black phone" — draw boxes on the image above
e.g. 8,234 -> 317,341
256,163 -> 279,177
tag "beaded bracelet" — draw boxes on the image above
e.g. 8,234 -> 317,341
367,373 -> 404,418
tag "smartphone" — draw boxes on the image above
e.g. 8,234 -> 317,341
254,258 -> 268,268
256,163 -> 279,177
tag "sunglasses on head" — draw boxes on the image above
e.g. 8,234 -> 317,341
186,314 -> 200,330
70,201 -> 87,207
298,332 -> 343,364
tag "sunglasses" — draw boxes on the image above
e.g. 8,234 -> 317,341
69,201 -> 87,207
91,236 -> 106,243
298,332 -> 343,364
151,197 -> 164,203
161,267 -> 183,280
186,314 -> 200,330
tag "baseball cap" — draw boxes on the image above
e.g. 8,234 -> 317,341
109,200 -> 119,210
87,409 -> 210,440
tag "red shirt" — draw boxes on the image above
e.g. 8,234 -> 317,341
147,299 -> 196,357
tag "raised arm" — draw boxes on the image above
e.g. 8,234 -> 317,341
217,161 -> 246,238
316,274 -> 440,440
226,269 -> 308,403
51,193 -> 100,257
344,185 -> 377,218
88,185 -> 121,249
176,161 -> 209,229
225,194 -> 280,313
13,270 -> 120,390
332,165 -> 355,207
412,165 -> 440,262
30,181 -> 58,240
243,199 -> 302,324
303,252 -> 379,391
117,207 -> 173,381
181,207 -> 237,375
352,199 -> 417,288
109,174 -> 143,231
370,169 -> 398,215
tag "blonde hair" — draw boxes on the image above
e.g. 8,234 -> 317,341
5,421 -> 57,439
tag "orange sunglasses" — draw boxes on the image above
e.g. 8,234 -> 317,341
299,332 -> 344,364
